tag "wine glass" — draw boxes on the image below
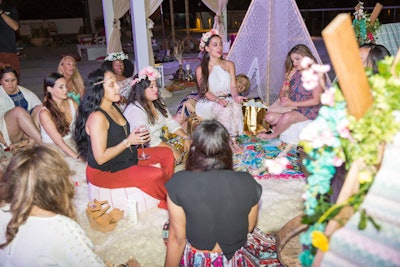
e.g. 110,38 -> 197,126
137,125 -> 150,160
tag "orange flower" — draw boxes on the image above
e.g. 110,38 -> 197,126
311,231 -> 329,252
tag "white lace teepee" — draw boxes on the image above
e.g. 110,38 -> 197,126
227,0 -> 322,104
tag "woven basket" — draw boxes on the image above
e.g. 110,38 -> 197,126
276,214 -> 308,267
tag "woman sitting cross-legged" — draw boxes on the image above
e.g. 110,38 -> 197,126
37,72 -> 82,160
0,65 -> 42,149
165,120 -> 262,266
259,44 -> 322,140
74,68 -> 175,210
123,66 -> 191,164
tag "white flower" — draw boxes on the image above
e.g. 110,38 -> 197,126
104,52 -> 128,61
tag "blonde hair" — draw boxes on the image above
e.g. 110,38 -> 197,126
57,56 -> 85,96
0,146 -> 76,249
236,74 -> 250,94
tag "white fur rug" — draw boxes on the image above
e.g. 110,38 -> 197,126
68,156 -> 305,267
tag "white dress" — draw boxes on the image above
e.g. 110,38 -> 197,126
0,204 -> 106,267
39,99 -> 78,154
123,101 -> 182,147
195,65 -> 243,135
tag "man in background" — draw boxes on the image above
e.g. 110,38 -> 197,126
0,0 -> 20,76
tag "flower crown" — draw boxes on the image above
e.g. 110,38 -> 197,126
199,29 -> 220,51
131,66 -> 161,86
104,52 -> 128,61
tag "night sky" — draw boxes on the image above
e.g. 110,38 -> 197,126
9,0 -> 400,20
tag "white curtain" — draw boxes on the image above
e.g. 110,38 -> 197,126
146,0 -> 163,66
107,0 -> 130,54
201,0 -> 229,42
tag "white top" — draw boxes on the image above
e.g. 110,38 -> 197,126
123,101 -> 181,147
39,99 -> 76,144
0,85 -> 41,145
0,204 -> 106,267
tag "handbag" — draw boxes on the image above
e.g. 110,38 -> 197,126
242,99 -> 269,135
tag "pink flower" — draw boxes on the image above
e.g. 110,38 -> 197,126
336,119 -> 351,138
301,69 -> 319,90
367,32 -> 375,41
263,157 -> 289,175
300,57 -> 314,69
321,87 -> 335,106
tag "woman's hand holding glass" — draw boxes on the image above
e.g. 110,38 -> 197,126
133,125 -> 151,160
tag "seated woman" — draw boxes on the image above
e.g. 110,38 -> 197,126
259,44 -> 322,140
165,120 -> 262,266
173,73 -> 250,132
57,55 -> 85,104
359,43 -> 391,74
37,72 -> 81,160
74,68 -> 175,210
0,65 -> 42,148
123,66 -> 191,163
0,146 -> 106,266
101,51 -> 135,106
194,29 -> 246,136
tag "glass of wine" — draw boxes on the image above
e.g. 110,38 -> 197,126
137,125 -> 150,160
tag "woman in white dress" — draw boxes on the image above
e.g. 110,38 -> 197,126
37,72 -> 81,160
195,29 -> 246,136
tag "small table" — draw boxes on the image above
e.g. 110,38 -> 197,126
76,44 -> 107,61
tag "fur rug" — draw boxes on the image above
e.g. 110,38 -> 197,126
69,153 -> 305,267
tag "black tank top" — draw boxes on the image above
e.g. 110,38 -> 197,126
87,106 -> 138,172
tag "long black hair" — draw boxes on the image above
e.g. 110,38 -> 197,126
185,120 -> 233,171
74,69 -> 108,160
125,75 -> 168,125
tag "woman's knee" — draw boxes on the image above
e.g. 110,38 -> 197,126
5,107 -> 29,119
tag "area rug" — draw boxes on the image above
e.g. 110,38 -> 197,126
63,136 -> 306,267
233,135 -> 305,180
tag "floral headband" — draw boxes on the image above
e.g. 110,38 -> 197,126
199,29 -> 220,51
104,52 -> 128,61
131,66 -> 161,86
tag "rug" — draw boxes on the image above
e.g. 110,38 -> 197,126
233,135 -> 305,180
51,136 -> 306,267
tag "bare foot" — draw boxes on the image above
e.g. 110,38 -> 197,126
257,131 -> 277,140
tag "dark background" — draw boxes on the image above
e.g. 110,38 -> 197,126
7,0 -> 400,20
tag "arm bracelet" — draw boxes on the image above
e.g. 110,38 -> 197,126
123,139 -> 131,148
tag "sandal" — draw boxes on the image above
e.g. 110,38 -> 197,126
86,199 -> 121,233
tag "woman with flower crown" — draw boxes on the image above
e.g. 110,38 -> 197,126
101,52 -> 135,108
74,68 -> 175,210
194,29 -> 246,136
123,66 -> 191,164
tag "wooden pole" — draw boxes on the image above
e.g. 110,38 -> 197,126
169,0 -> 175,48
322,13 -> 373,119
370,2 -> 383,25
